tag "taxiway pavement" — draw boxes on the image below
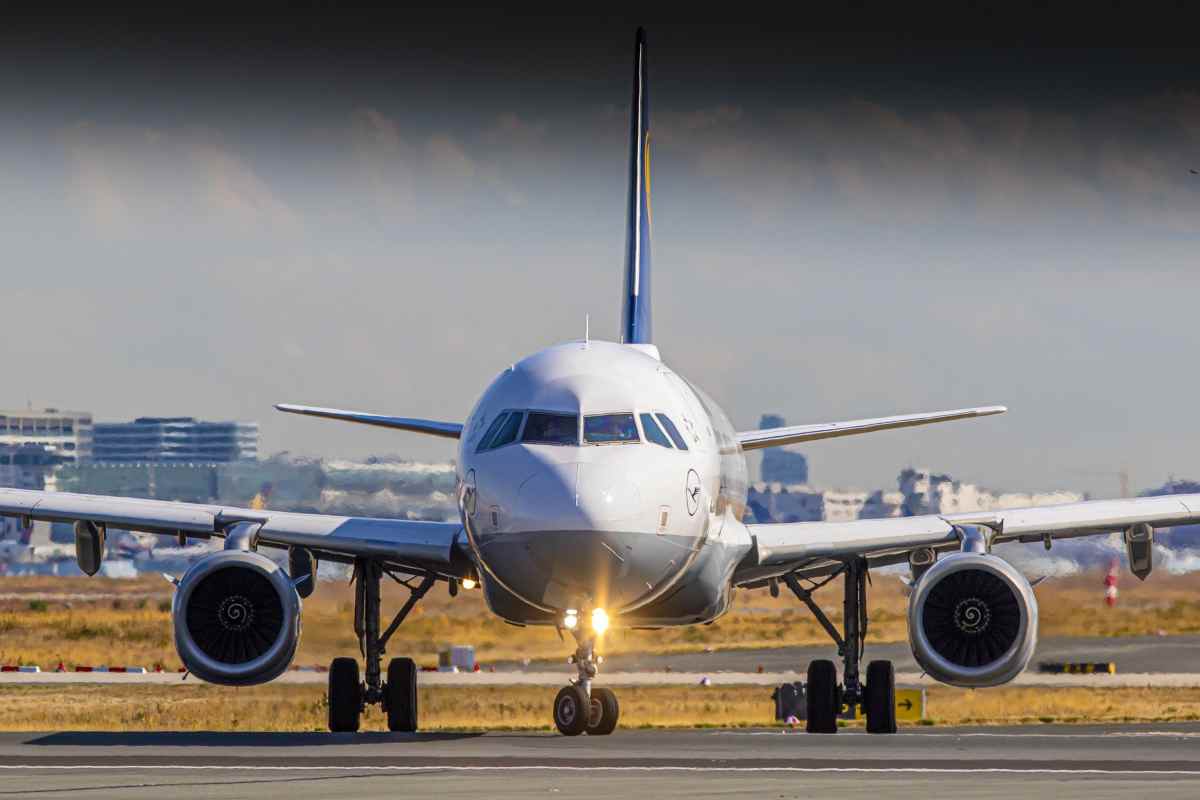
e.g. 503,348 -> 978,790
0,724 -> 1198,798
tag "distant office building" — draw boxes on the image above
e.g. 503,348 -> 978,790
92,417 -> 258,464
0,408 -> 93,462
745,469 -> 1081,525
757,414 -> 809,484
898,467 -> 1082,516
0,444 -> 69,541
745,482 -> 867,523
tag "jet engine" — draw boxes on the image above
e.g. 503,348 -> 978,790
172,550 -> 302,685
908,553 -> 1037,687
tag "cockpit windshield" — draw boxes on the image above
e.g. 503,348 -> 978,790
521,412 -> 579,445
584,413 -> 639,444
476,410 -> 524,452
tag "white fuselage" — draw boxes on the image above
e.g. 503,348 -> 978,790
458,340 -> 751,627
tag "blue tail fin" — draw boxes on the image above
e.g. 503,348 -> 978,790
621,27 -> 652,345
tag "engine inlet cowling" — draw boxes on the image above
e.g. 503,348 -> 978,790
172,551 -> 301,686
908,553 -> 1037,687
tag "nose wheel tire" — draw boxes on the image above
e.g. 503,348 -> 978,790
865,659 -> 897,734
553,685 -> 591,736
328,657 -> 362,733
585,687 -> 619,735
385,657 -> 419,732
805,659 -> 839,734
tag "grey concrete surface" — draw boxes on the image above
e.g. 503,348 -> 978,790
0,725 -> 1198,798
497,634 -> 1200,674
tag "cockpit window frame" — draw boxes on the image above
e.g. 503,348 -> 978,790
520,410 -> 581,447
583,412 -> 641,446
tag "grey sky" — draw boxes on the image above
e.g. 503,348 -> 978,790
2,16 -> 1198,497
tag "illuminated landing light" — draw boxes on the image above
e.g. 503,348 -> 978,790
461,578 -> 477,590
591,608 -> 610,635
563,609 -> 579,630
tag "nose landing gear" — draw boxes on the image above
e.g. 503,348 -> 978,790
553,628 -> 620,736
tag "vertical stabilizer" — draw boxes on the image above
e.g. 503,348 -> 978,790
621,27 -> 653,345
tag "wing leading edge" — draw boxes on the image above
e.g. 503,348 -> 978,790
0,487 -> 468,575
736,493 -> 1200,585
737,405 -> 1007,451
275,403 -> 462,439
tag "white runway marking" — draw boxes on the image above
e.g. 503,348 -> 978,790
711,730 -> 1200,739
0,765 -> 1197,776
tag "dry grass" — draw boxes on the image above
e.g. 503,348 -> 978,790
0,569 -> 1197,669
0,683 -> 1196,731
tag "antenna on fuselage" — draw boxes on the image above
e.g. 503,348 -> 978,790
585,314 -> 590,346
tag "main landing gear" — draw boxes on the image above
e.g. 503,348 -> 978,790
328,559 -> 435,733
553,628 -> 620,736
784,557 -> 897,735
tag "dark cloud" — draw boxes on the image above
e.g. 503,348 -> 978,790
3,11 -> 1200,496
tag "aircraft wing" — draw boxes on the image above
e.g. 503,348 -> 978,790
736,406 -> 1007,451
275,403 -> 462,439
0,487 -> 469,576
734,493 -> 1200,585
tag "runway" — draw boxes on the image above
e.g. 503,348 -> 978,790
3,633 -> 1196,688
4,668 -> 1200,688
0,725 -> 1199,798
499,634 -> 1200,675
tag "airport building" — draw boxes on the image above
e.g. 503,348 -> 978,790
92,417 -> 259,464
0,444 -> 69,541
0,408 -> 93,462
746,468 -> 1083,524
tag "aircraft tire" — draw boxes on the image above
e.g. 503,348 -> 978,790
586,687 -> 620,735
553,685 -> 590,736
328,657 -> 362,733
865,660 -> 898,734
806,659 -> 839,734
385,657 -> 419,732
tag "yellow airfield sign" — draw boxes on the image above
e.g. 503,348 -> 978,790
842,689 -> 926,722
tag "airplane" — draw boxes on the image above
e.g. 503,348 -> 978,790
3,27 -> 1199,737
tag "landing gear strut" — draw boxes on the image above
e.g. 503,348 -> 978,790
554,627 -> 620,736
785,557 -> 896,734
328,558 -> 434,733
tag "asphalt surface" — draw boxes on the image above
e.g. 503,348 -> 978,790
0,725 -> 1199,798
4,634 -> 1198,687
498,634 -> 1200,674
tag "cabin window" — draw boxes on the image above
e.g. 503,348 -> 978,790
640,413 -> 673,448
656,414 -> 689,450
584,413 -> 639,444
522,412 -> 579,445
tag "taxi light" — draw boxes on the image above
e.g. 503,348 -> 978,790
563,609 -> 579,630
461,578 -> 477,590
591,608 -> 610,634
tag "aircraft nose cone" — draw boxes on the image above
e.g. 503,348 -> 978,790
516,463 -> 641,530
576,464 -> 641,525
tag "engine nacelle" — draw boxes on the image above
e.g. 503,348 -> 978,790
908,553 -> 1037,687
172,550 -> 302,686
